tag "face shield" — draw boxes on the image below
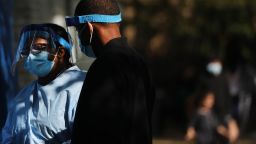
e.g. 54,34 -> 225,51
12,24 -> 72,74
65,13 -> 122,59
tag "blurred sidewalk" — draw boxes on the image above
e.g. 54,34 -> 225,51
153,138 -> 256,144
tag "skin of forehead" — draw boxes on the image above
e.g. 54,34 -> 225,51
32,37 -> 55,52
33,37 -> 48,44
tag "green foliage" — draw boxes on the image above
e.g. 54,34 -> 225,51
121,0 -> 256,62
119,0 -> 256,136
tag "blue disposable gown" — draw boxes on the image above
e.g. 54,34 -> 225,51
2,66 -> 86,144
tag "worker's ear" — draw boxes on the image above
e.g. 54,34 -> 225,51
57,47 -> 65,58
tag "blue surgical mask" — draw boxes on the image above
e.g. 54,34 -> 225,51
79,39 -> 96,58
206,62 -> 222,76
23,51 -> 55,77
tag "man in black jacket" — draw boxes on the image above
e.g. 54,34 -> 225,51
65,0 -> 155,143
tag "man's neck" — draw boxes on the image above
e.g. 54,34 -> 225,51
101,30 -> 121,45
95,23 -> 121,45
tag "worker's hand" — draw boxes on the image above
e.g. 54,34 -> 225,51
228,119 -> 239,144
185,127 -> 196,141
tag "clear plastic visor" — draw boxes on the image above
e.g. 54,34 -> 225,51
65,25 -> 86,64
12,30 -> 57,74
65,13 -> 122,63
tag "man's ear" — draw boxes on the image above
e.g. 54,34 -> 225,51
57,47 -> 65,58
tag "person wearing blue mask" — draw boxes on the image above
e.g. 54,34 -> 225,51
65,0 -> 155,143
194,55 -> 239,143
2,23 -> 86,143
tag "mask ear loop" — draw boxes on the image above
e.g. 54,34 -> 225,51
88,22 -> 93,44
52,47 -> 60,61
47,45 -> 61,62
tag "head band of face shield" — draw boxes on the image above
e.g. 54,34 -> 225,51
65,13 -> 122,26
28,31 -> 50,39
54,34 -> 72,53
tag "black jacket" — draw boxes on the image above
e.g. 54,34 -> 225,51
72,37 -> 155,144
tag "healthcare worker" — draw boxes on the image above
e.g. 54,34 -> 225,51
65,0 -> 155,143
2,23 -> 86,143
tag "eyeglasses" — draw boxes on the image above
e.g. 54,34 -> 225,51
30,43 -> 49,54
32,43 -> 48,50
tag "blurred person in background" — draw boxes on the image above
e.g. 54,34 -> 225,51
225,37 -> 256,137
185,87 -> 229,144
65,0 -> 155,143
2,23 -> 86,143
201,55 -> 239,143
186,54 -> 239,143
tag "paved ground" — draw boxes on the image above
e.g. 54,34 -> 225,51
153,138 -> 256,144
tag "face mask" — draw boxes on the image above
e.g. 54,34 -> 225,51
23,51 -> 55,77
206,62 -> 222,76
79,39 -> 96,58
79,24 -> 96,58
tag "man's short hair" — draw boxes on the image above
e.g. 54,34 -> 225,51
75,0 -> 120,16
